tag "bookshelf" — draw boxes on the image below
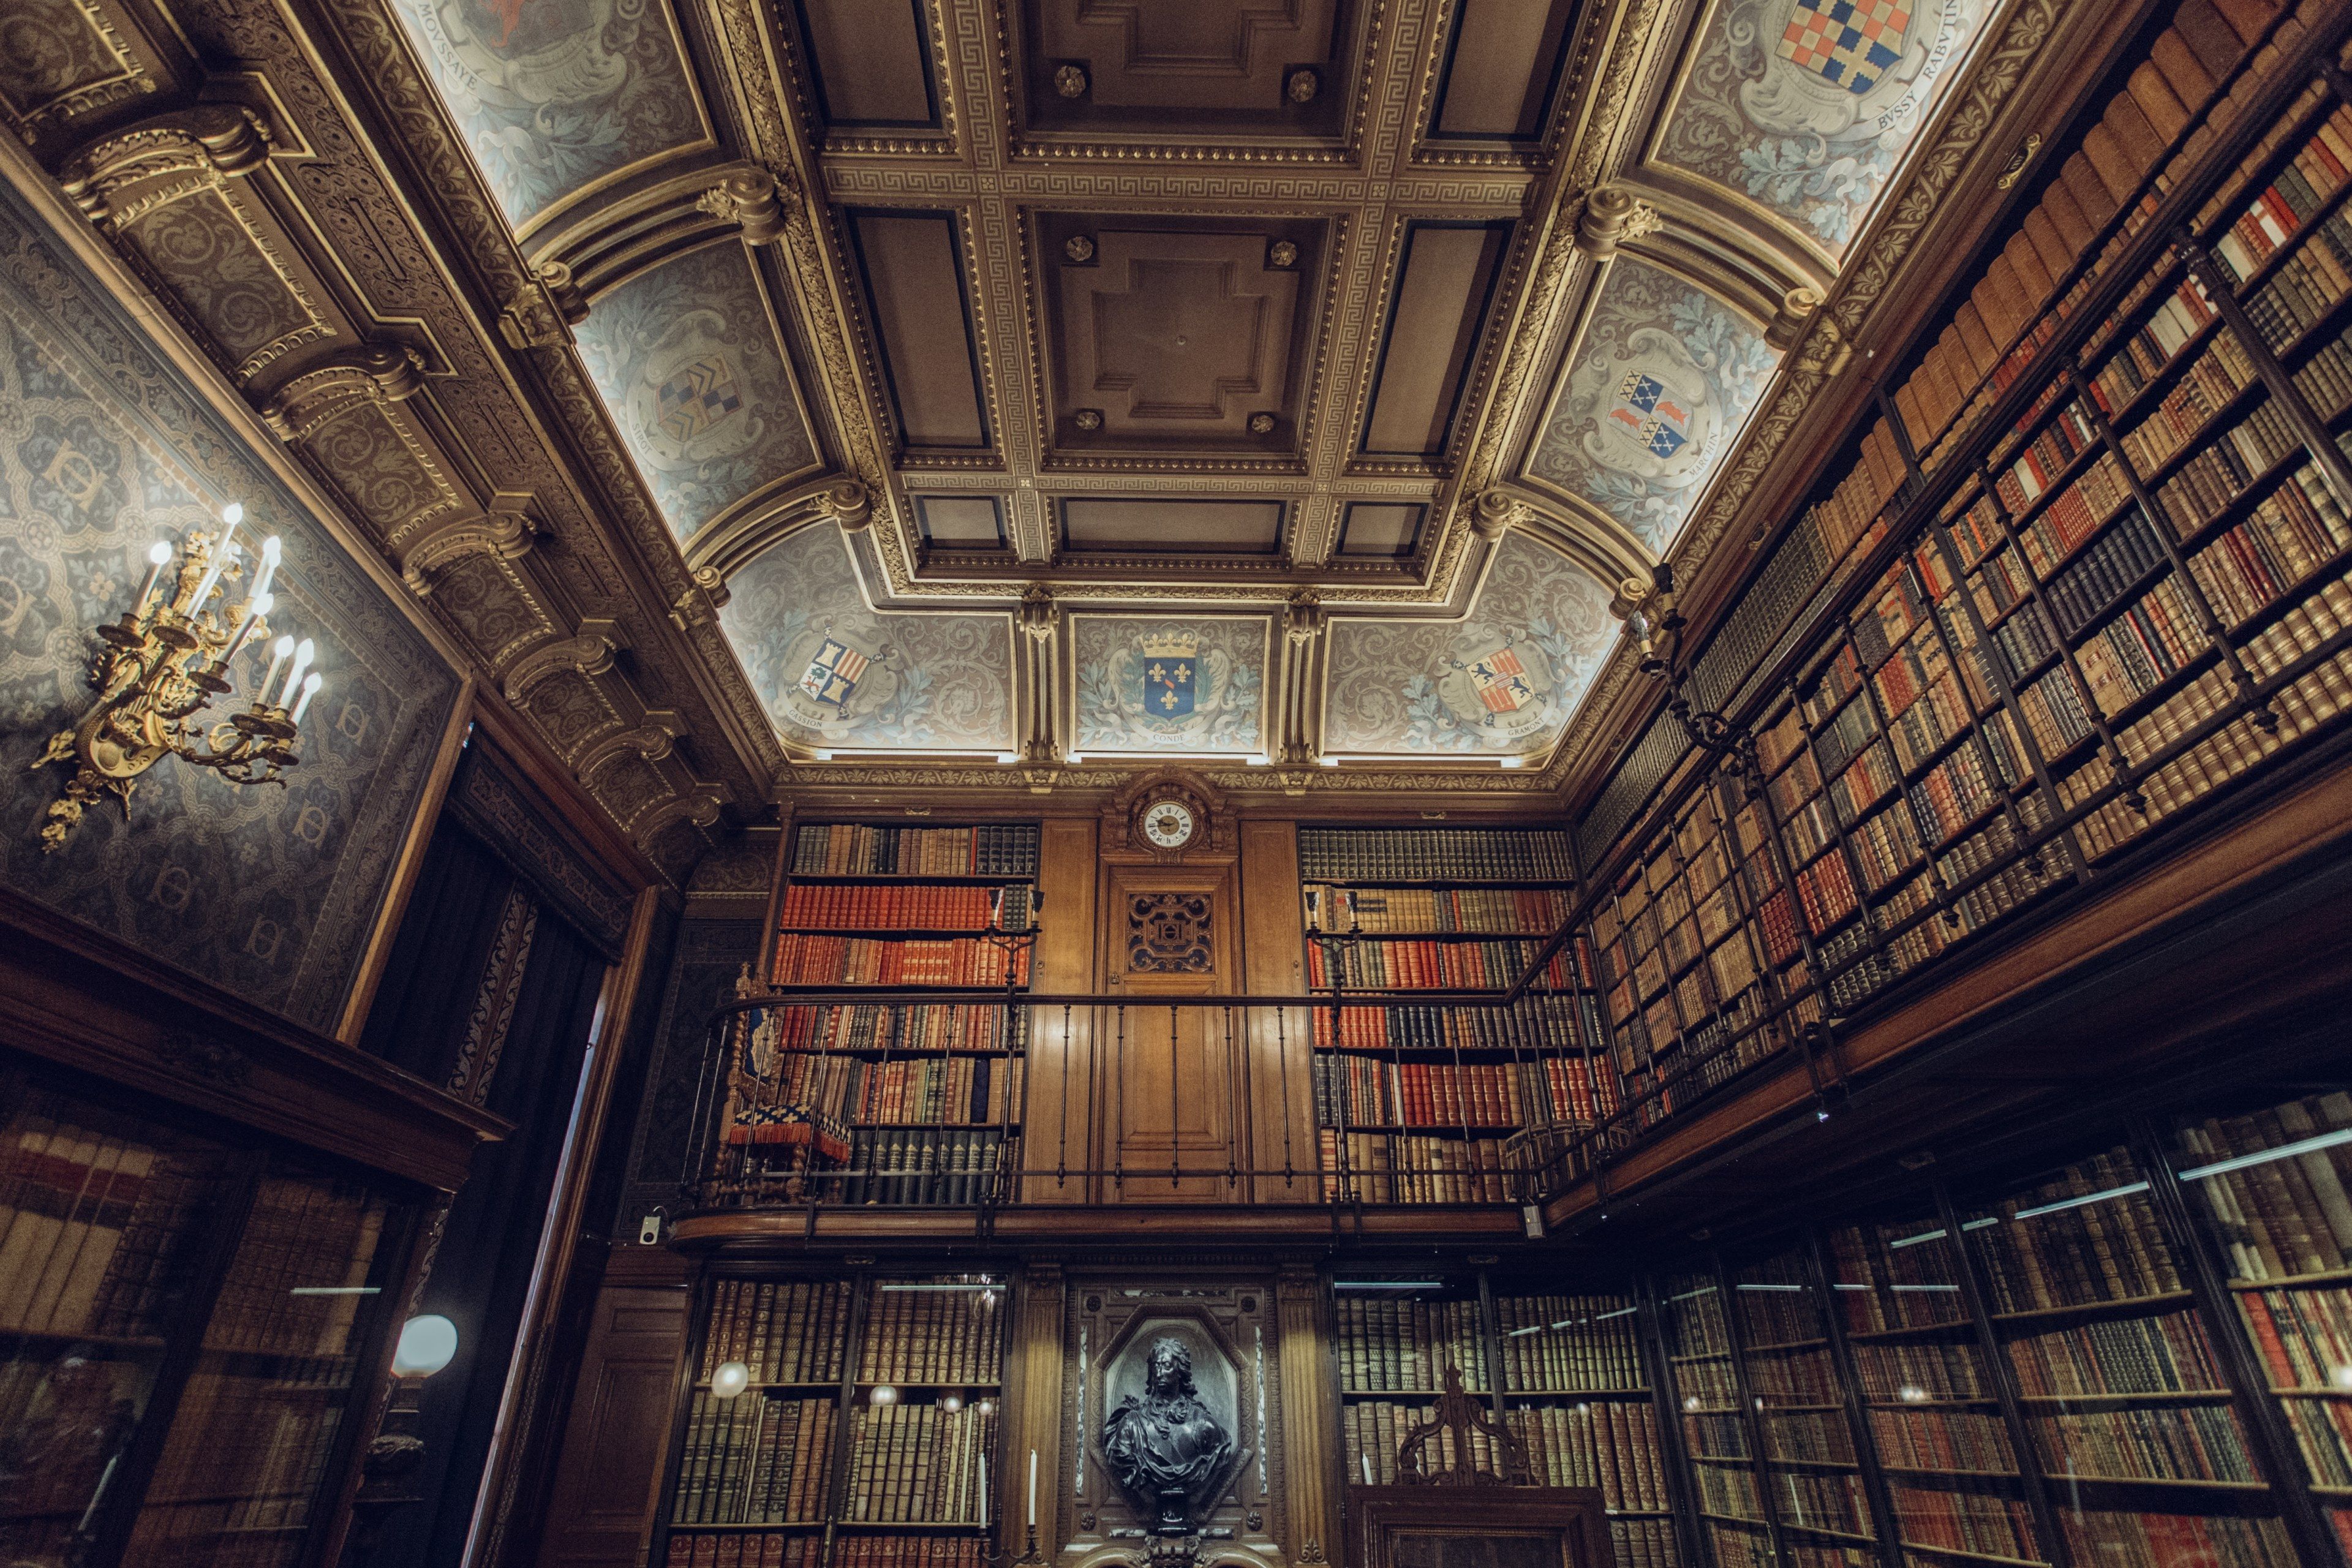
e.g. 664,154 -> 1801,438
1556,0 -> 2352,1172
714,823 -> 1040,1210
1956,1145 -> 2299,1568
658,1270 -> 1006,1568
0,1073 -> 413,1568
1657,1268 -> 1776,1568
1331,1271 -> 1682,1568
1299,825 -> 1605,1206
2167,1090 -> 2352,1561
1727,1249 -> 1886,1568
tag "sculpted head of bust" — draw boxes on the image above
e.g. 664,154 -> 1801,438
1102,1335 -> 1235,1534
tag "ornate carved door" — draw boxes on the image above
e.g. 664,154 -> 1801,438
1098,862 -> 1243,1201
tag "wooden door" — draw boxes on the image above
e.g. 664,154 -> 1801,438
1098,862 -> 1243,1200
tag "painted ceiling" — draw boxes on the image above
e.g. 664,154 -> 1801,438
369,0 -> 2016,773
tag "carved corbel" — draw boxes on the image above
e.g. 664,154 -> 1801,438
1279,590 -> 1327,766
1018,584 -> 1058,763
258,341 -> 425,441
59,104 -> 272,228
1573,185 -> 1660,261
1471,488 -> 1529,540
1767,285 -> 1826,352
401,507 -> 538,595
669,565 -> 729,632
697,167 -> 794,246
580,714 -> 685,779
632,789 -> 726,851
815,478 -> 873,532
502,622 -> 619,706
1792,313 -> 1855,379
499,262 -> 587,350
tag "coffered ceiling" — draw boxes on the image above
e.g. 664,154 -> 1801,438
0,0 -> 2100,853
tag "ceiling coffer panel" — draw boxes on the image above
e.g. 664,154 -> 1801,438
1036,214 -> 1324,459
843,209 -> 992,452
1014,0 -> 1360,139
789,0 -> 943,133
1425,0 -> 1583,144
1334,502 -> 1425,560
916,495 -> 1011,551
1059,499 -> 1286,556
1359,220 -> 1513,460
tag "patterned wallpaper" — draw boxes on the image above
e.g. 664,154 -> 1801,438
719,522 -> 1016,754
0,187 -> 459,1032
1322,533 -> 1618,760
573,240 -> 820,543
1525,258 -> 1779,556
388,0 -> 707,229
1071,614 -> 1270,757
1656,0 -> 1994,252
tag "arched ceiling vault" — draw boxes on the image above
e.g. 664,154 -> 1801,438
364,0 -> 2073,780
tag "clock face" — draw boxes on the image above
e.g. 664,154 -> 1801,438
1142,800 -> 1197,850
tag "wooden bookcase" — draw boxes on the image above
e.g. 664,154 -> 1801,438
1331,1270 -> 1686,1568
654,1267 -> 1011,1568
706,822 -> 1041,1210
1296,824 -> 1608,1205
1559,0 -> 2352,1175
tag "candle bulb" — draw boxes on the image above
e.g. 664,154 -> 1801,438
252,535 -> 282,600
279,638 -> 314,707
290,673 -> 322,726
1028,1449 -> 1036,1528
134,541 -> 172,615
979,1453 -> 988,1529
225,592 -> 272,663
259,635 -> 294,710
189,504 -> 243,610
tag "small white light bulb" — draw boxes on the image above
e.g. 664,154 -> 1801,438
870,1385 -> 897,1406
221,502 -> 244,527
941,1392 -> 964,1413
712,1361 -> 751,1399
392,1313 -> 458,1378
260,635 -> 295,706
281,638 -> 314,706
290,671 -> 323,725
148,541 -> 173,565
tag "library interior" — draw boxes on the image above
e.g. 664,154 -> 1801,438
7,1 -> 2352,1567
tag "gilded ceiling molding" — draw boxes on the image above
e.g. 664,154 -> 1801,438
502,624 -> 620,709
401,508 -> 538,595
0,0 -> 159,150
1617,190 -> 1820,327
687,474 -> 875,584
529,161 -> 794,298
1487,488 -> 1657,595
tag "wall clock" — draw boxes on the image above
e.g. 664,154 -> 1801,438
1140,798 -> 1197,851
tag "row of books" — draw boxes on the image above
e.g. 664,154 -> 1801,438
1307,995 -> 1602,1054
1969,1153 -> 2185,1310
739,1003 -> 1026,1058
2031,1403 -> 2258,1482
2087,273 -> 2221,418
1611,1518 -> 1680,1568
1759,1409 -> 1856,1466
776,884 -> 1032,933
1312,1057 -> 1545,1131
1302,885 -> 1572,934
1852,1342 -> 1993,1403
2278,1398 -> 2352,1485
1493,1294 -> 1645,1392
2003,1314 -> 2225,1399
1304,937 -> 1575,992
1505,1400 -> 1670,1507
1296,826 -> 1575,883
734,1052 -> 1021,1129
670,1393 -> 835,1525
857,1287 -> 1001,1385
2176,1093 -> 2352,1282
844,1403 -> 992,1523
663,1537 -> 821,1568
698,1280 -> 852,1386
2245,211 -> 2352,352
769,937 -> 1030,990
820,1131 -> 1008,1207
2236,1287 -> 2352,1387
2056,1512 -> 2296,1568
2206,103 -> 2352,285
1869,1407 -> 2018,1474
2185,463 -> 2352,629
1887,1483 -> 2043,1563
835,1540 -> 990,1568
0,1116 -> 192,1339
2113,336 -> 2256,476
2292,327 -> 2352,415
791,824 -> 1039,878
2150,402 -> 2304,537
1316,1131 -> 1513,1205
1334,1297 -> 1488,1392
1768,1468 -> 1874,1536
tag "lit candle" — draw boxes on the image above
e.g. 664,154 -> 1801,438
189,503 -> 243,610
252,535 -> 282,600
134,541 -> 172,614
279,638 -> 314,707
259,636 -> 293,709
1027,1449 -> 1036,1528
979,1453 -> 988,1529
1362,1454 -> 1373,1486
226,592 -> 272,662
290,671 -> 322,726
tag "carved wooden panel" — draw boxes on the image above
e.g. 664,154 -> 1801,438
537,1276 -> 690,1567
1016,0 -> 1360,140
1127,890 -> 1212,973
1099,861 -> 1237,1200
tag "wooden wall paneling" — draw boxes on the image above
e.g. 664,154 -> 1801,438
1100,859 -> 1240,1201
533,1250 -> 695,1568
1006,1264 -> 1067,1553
1023,815 -> 1099,1202
1240,818 -> 1319,1202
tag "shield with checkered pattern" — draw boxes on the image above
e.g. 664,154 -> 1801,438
1776,0 -> 1912,96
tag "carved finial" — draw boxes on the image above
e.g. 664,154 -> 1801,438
1574,185 -> 1660,260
